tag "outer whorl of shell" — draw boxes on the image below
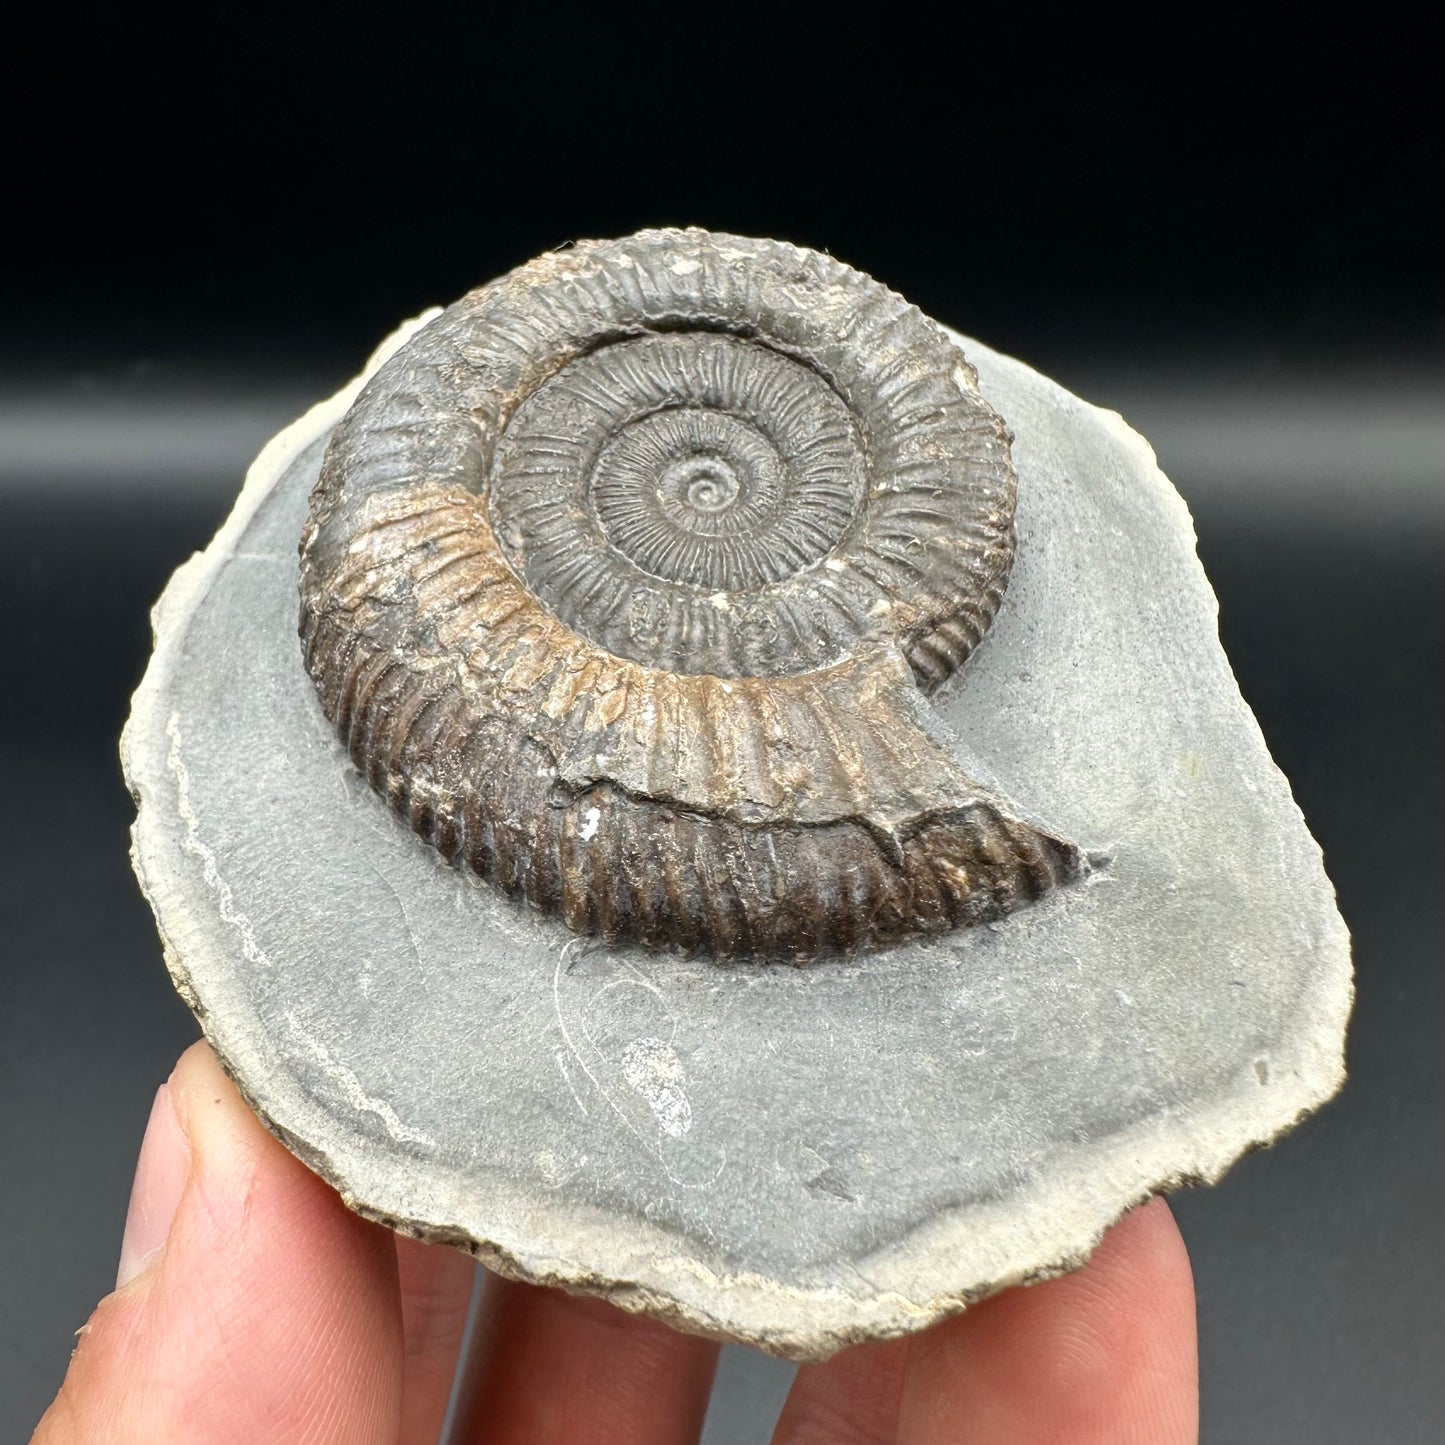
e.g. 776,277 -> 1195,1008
300,229 -> 1084,958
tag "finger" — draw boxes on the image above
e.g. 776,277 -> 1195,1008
34,1041 -> 405,1445
395,1233 -> 477,1445
773,1197 -> 1197,1445
452,1273 -> 721,1445
770,1335 -> 911,1445
905,1196 -> 1196,1444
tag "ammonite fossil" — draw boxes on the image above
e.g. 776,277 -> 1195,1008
299,228 -> 1084,957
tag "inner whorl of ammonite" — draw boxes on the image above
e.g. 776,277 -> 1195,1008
299,228 -> 1085,959
489,333 -> 867,676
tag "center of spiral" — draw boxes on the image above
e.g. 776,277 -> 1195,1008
664,455 -> 741,517
488,330 -> 870,672
593,407 -> 786,566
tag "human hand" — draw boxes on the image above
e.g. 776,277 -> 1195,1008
34,1042 -> 1198,1443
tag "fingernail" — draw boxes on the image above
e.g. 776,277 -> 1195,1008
116,1082 -> 190,1288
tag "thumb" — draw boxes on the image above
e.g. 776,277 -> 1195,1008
34,1041 -> 404,1445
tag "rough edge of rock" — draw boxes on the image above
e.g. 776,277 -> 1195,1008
121,312 -> 1354,1361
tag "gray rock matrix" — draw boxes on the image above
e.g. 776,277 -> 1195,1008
123,279 -> 1351,1357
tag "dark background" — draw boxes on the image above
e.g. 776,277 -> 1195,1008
2,6 -> 1441,1441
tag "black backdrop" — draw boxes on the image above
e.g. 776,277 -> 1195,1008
3,6 -> 1441,1442
8,8 -> 1440,375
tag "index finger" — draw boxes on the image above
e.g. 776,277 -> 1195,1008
773,1196 -> 1198,1445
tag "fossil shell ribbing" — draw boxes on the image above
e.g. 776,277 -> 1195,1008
299,229 -> 1083,957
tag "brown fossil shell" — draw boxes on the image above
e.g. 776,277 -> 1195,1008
299,228 -> 1083,958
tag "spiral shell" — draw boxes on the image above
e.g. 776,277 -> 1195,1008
300,229 -> 1082,957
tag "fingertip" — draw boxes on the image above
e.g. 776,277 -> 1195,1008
902,1197 -> 1198,1445
115,1082 -> 189,1289
453,1276 -> 720,1445
164,1039 -> 273,1188
1108,1195 -> 1194,1283
36,1042 -> 407,1445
